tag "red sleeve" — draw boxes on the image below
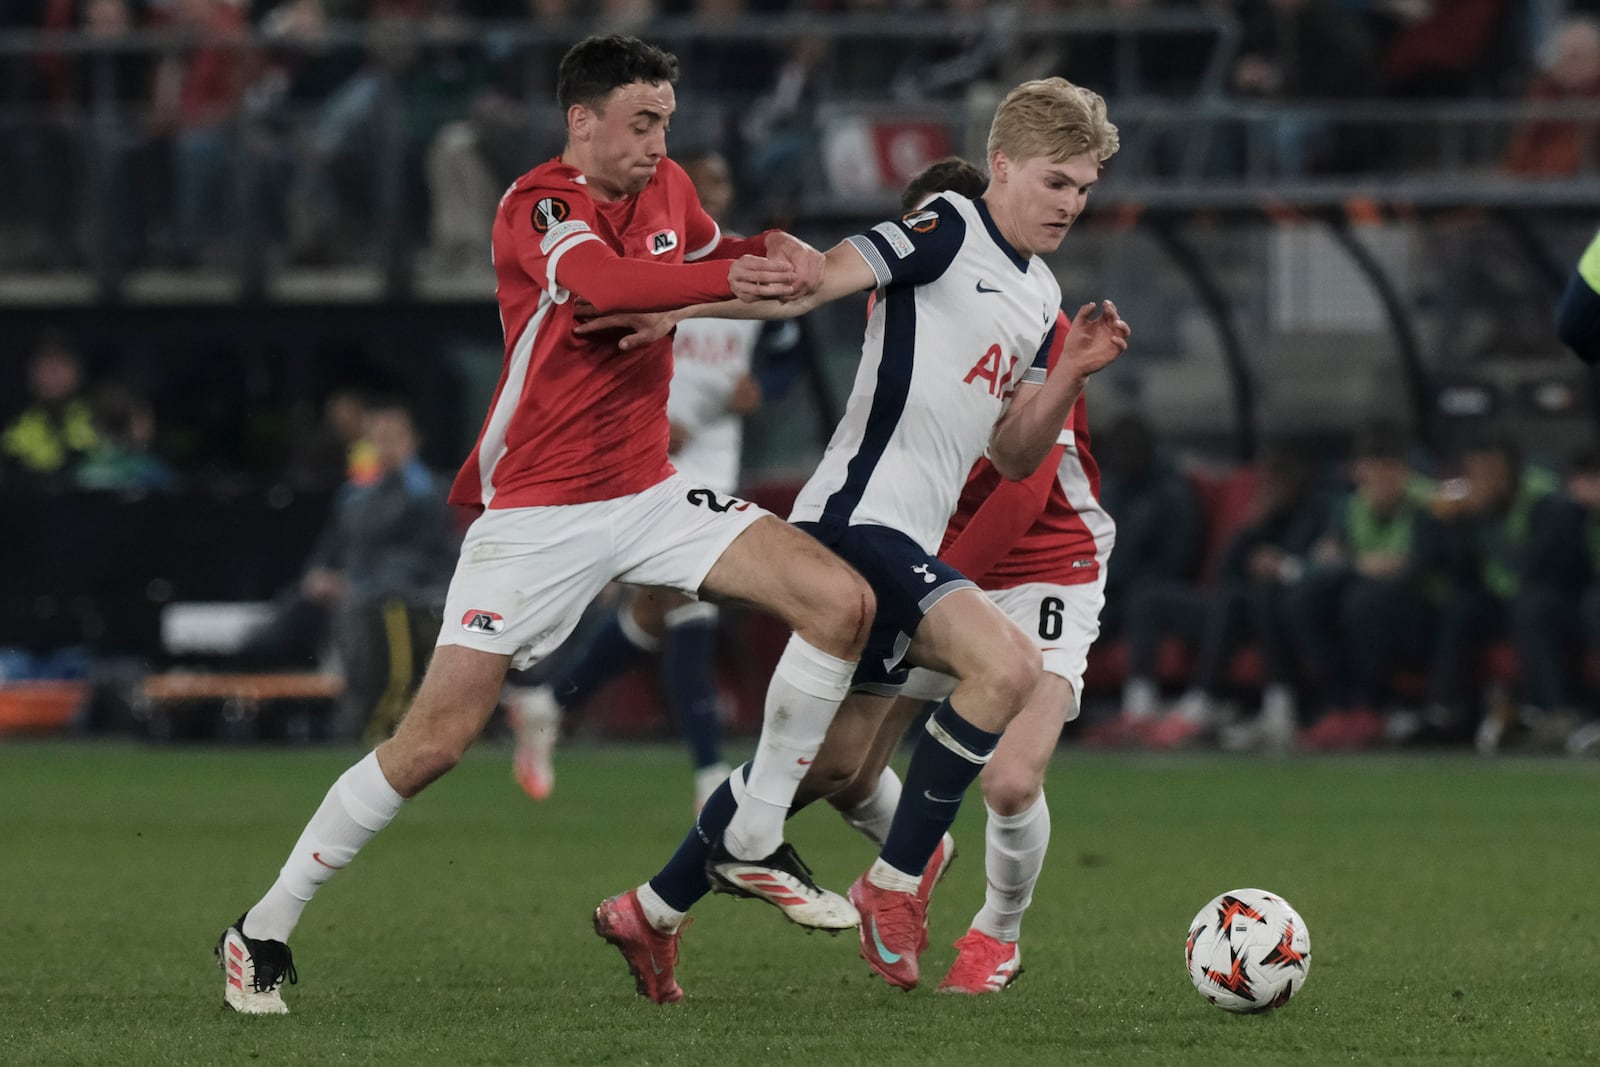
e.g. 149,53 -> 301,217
508,185 -> 733,314
942,444 -> 1065,582
555,240 -> 734,313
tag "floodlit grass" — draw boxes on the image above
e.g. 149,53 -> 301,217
4,741 -> 1599,1065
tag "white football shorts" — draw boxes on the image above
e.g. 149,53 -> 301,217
899,576 -> 1106,716
438,473 -> 767,669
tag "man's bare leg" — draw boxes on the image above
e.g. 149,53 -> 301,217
697,516 -> 873,861
221,646 -> 509,1013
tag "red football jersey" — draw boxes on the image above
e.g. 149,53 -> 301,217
450,156 -> 730,510
939,312 -> 1115,589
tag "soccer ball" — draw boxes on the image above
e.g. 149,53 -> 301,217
1185,888 -> 1311,1014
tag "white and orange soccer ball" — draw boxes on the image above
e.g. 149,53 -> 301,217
1185,888 -> 1311,1014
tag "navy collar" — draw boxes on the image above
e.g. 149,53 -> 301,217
974,197 -> 1032,274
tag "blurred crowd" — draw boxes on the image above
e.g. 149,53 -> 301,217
1085,415 -> 1600,757
0,328 -> 429,493
1,0 -> 1598,270
8,319 -> 1600,755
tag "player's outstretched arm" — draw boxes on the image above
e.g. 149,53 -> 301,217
573,240 -> 876,350
554,239 -> 798,314
989,300 -> 1128,480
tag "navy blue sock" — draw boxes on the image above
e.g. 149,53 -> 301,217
662,617 -> 723,769
545,608 -> 647,711
879,700 -> 1000,876
648,764 -> 746,912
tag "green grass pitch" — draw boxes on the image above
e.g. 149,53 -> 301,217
4,741 -> 1599,1065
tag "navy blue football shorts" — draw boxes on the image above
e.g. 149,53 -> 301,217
793,520 -> 975,693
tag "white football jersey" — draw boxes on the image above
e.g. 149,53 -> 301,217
790,193 -> 1063,552
667,316 -> 766,494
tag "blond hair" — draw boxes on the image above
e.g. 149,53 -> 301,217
986,77 -> 1119,165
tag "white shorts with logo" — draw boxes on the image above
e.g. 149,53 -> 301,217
438,473 -> 767,669
900,575 -> 1106,717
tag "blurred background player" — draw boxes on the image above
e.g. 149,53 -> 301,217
505,147 -> 810,812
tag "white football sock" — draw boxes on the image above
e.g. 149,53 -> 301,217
242,751 -> 403,943
635,882 -> 687,934
971,792 -> 1051,944
866,856 -> 921,893
722,635 -> 853,860
840,767 -> 903,847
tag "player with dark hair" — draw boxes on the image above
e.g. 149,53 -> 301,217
899,157 -> 989,211
585,79 -> 1130,998
212,34 -> 878,1015
506,148 -> 811,812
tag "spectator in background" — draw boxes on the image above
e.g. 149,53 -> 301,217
423,0 -> 569,271
1563,446 -> 1600,756
1382,0 -> 1516,98
53,0 -> 158,268
1282,425 -> 1445,751
1094,413 -> 1204,641
1081,413 -> 1205,745
148,0 -> 250,264
1557,225 -> 1600,364
1502,15 -> 1600,178
288,6 -> 488,263
2,0 -> 74,268
1426,436 -> 1586,752
739,32 -> 825,219
283,388 -> 379,491
2,333 -> 97,491
243,399 -> 458,739
1135,446 -> 1329,750
74,383 -> 178,492
1230,0 -> 1382,176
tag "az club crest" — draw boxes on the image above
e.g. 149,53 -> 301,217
461,610 -> 505,634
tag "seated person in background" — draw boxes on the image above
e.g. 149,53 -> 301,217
243,398 -> 459,740
74,384 -> 178,492
1132,445 -> 1329,750
282,388 -> 379,492
1281,424 -> 1445,751
1426,435 -> 1586,752
1080,413 -> 1204,744
2,332 -> 97,491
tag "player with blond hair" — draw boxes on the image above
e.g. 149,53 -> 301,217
587,78 -> 1128,998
